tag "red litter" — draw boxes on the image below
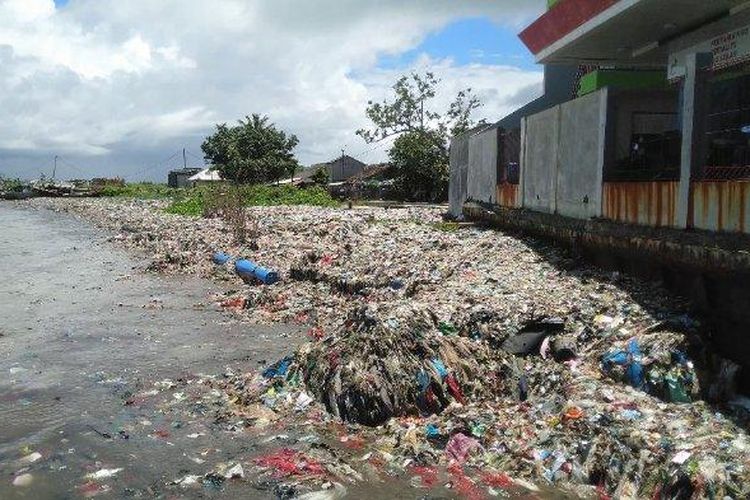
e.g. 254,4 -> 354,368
253,448 -> 326,478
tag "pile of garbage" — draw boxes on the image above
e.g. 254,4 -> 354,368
298,304 -> 496,426
216,312 -> 749,498
23,197 -> 750,497
601,331 -> 700,404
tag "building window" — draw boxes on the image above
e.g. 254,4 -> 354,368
498,128 -> 521,185
605,89 -> 681,182
701,67 -> 750,180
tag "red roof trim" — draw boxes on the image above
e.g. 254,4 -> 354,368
519,0 -> 620,55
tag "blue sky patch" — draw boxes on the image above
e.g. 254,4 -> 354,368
378,17 -> 536,71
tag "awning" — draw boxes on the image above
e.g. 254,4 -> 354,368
520,0 -> 738,66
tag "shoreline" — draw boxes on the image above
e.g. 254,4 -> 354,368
9,197 -> 750,498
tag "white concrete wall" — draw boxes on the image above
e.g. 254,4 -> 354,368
448,133 -> 470,218
556,89 -> 607,219
521,88 -> 608,219
467,127 -> 498,204
523,106 -> 560,213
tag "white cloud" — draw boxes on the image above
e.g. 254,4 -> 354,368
0,0 -> 545,179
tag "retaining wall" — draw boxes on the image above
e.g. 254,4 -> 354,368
467,127 -> 499,204
523,107 -> 559,213
448,132 -> 470,218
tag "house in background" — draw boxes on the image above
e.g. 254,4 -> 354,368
302,155 -> 367,183
189,168 -> 223,185
167,168 -> 201,188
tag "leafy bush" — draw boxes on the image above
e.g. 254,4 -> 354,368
0,177 -> 25,193
390,130 -> 448,202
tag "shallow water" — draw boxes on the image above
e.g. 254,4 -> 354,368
0,203 -> 305,499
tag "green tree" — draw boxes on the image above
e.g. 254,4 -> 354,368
202,114 -> 300,184
310,167 -> 330,186
389,130 -> 448,201
356,72 -> 481,201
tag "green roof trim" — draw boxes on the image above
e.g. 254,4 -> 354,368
578,70 -> 668,97
547,0 -> 561,8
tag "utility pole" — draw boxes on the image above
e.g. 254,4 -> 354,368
183,148 -> 187,169
52,155 -> 58,179
340,148 -> 345,181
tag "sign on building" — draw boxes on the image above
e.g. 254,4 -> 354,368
669,25 -> 750,80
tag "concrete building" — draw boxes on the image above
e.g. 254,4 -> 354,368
521,0 -> 750,232
167,168 -> 202,188
306,155 -> 367,183
451,0 -> 750,369
449,66 -> 579,217
453,0 -> 750,233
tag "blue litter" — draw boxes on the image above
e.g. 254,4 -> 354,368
671,349 -> 689,366
212,252 -> 231,265
620,409 -> 642,421
431,358 -> 449,379
235,259 -> 280,285
263,356 -> 293,379
417,370 -> 430,394
602,339 -> 644,389
425,424 -> 440,437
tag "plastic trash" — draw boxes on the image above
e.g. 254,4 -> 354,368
501,320 -> 564,356
602,339 -> 644,389
12,474 -> 33,487
85,468 -> 123,480
235,259 -> 280,285
263,356 -> 293,379
425,424 -> 440,437
38,199 -> 750,499
445,433 -> 481,463
212,252 -> 231,265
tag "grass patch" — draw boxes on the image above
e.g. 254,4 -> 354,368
165,184 -> 340,217
243,185 -> 339,207
99,182 -> 174,199
164,193 -> 205,216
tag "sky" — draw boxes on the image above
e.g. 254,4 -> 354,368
0,0 -> 545,181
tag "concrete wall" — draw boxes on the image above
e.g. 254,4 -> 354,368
522,89 -> 607,218
327,157 -> 366,182
467,127 -> 498,204
523,106 -> 560,213
448,133 -> 470,218
556,90 -> 606,219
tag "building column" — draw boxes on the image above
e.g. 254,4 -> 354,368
519,117 -> 527,209
677,52 -> 712,229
